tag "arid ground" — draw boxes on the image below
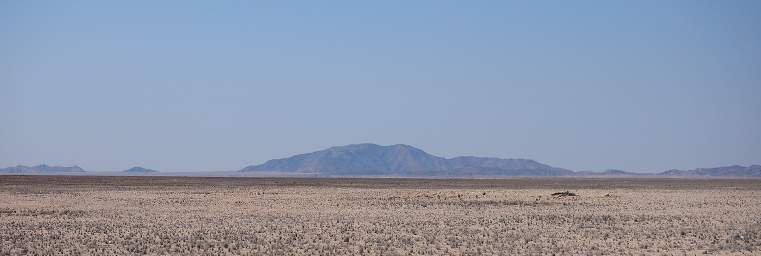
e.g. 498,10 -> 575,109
1,176 -> 760,255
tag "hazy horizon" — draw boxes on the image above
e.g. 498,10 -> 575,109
2,1 -> 760,173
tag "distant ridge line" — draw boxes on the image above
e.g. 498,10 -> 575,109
239,143 -> 761,177
2,144 -> 758,177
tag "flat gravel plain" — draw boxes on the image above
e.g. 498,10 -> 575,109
1,175 -> 760,255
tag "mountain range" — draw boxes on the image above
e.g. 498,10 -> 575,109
2,144 -> 758,177
575,169 -> 645,176
658,165 -> 761,177
240,143 -> 760,177
0,164 -> 85,173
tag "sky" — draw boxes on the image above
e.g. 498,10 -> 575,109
1,1 -> 760,172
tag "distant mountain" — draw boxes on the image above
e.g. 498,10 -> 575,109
445,156 -> 572,176
123,167 -> 159,173
241,143 -> 572,177
575,169 -> 644,176
657,165 -> 761,177
0,164 -> 85,173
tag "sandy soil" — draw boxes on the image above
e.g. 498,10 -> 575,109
1,175 -> 759,255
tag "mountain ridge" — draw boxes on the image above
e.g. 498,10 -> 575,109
123,166 -> 159,173
241,143 -> 760,177
1,146 -> 757,177
0,164 -> 85,173
657,165 -> 761,177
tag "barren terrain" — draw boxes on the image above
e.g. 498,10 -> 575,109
1,176 -> 760,255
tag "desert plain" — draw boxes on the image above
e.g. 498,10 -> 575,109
1,175 -> 760,255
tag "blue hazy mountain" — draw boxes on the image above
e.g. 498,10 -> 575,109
574,169 -> 644,176
0,164 -> 85,173
122,166 -> 159,173
657,165 -> 761,177
240,143 -> 573,176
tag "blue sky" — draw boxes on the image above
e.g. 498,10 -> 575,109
2,1 -> 760,172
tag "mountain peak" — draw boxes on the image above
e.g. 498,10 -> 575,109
327,143 -> 381,151
389,144 -> 416,149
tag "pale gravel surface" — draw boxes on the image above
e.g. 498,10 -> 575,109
1,176 -> 760,255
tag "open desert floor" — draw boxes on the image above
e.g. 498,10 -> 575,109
1,175 -> 760,255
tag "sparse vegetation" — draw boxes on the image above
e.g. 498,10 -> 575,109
1,176 -> 759,255
551,191 -> 577,197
